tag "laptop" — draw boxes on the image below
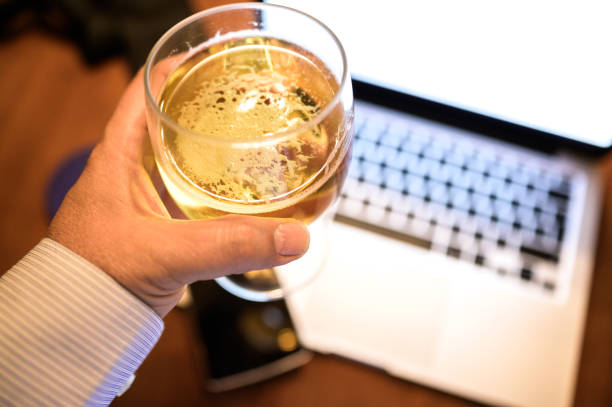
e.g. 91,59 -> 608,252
265,1 -> 611,406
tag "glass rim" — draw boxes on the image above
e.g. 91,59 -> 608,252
144,2 -> 350,147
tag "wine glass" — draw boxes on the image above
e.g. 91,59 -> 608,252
144,3 -> 353,301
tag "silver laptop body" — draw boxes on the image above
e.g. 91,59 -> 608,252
268,1 -> 610,406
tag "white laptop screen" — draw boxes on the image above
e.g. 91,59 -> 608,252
267,0 -> 612,149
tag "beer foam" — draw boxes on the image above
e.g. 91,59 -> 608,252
163,45 -> 331,203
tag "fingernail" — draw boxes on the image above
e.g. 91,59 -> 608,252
274,223 -> 309,256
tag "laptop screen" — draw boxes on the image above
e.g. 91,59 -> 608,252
267,0 -> 612,149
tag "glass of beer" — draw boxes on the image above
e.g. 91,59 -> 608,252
144,3 -> 353,301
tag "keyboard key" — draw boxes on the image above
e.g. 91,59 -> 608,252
436,206 -> 459,228
492,181 -> 515,202
423,144 -> 446,161
401,137 -> 426,155
432,224 -> 452,249
557,227 -> 566,242
386,210 -> 409,230
429,162 -> 452,183
388,192 -> 411,214
360,119 -> 386,142
364,204 -> 387,224
548,175 -> 571,198
393,151 -> 415,171
473,196 -> 494,217
457,214 -> 478,234
406,175 -> 427,198
363,143 -> 386,163
537,212 -> 560,235
407,217 -> 433,238
522,186 -> 542,208
445,148 -> 467,167
447,246 -> 461,258
344,178 -> 368,200
352,136 -> 369,156
384,168 -> 405,191
520,267 -> 533,281
449,169 -> 474,189
471,173 -> 494,196
549,196 -> 569,214
378,145 -> 398,163
475,254 -> 485,266
530,172 -> 554,192
489,162 -> 511,179
374,188 -> 396,209
515,206 -> 537,231
493,200 -> 515,224
481,219 -> 501,240
450,187 -> 472,211
363,161 -> 383,184
430,182 -> 448,204
381,124 -> 408,147
532,189 -> 551,210
408,156 -> 435,176
348,158 -> 361,176
520,239 -> 560,262
337,197 -> 364,218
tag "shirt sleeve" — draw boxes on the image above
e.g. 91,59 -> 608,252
0,238 -> 164,407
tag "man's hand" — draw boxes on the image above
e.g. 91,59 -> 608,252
48,69 -> 310,317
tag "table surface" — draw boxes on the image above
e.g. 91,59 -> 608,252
1,2 -> 611,406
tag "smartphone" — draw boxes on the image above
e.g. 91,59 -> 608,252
187,280 -> 312,392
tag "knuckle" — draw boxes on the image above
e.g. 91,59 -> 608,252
220,223 -> 262,258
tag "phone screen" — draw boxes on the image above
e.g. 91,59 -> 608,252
189,280 -> 311,391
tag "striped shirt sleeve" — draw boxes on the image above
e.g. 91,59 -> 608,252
0,238 -> 164,407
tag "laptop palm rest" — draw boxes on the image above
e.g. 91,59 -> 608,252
286,221 -> 451,371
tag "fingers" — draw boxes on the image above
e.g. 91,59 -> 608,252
145,52 -> 187,104
157,215 -> 310,285
104,68 -> 147,149
100,54 -> 190,175
105,51 -> 186,148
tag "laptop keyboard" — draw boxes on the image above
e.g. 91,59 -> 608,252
335,101 -> 574,293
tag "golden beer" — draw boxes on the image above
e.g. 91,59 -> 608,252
156,38 -> 351,225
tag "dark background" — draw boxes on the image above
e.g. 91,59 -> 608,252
0,0 -> 611,405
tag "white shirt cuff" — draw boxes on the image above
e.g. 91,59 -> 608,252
0,238 -> 164,407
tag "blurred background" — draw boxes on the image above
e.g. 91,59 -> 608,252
0,0 -> 611,406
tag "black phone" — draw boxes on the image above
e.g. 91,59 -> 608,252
188,280 -> 312,392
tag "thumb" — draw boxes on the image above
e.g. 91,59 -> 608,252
156,215 -> 310,285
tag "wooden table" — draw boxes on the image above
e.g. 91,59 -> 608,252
1,3 -> 611,406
